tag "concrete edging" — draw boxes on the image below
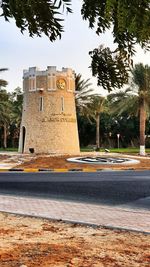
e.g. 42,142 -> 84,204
1,211 -> 150,235
0,168 -> 136,172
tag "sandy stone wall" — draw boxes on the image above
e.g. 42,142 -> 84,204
19,67 -> 80,154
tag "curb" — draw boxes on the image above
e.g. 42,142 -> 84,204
0,168 -> 136,172
1,211 -> 150,235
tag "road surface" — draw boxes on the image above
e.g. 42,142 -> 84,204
0,171 -> 150,210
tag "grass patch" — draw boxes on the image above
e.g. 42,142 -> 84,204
80,147 -> 150,154
0,148 -> 18,152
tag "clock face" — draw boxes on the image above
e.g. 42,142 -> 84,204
56,78 -> 66,90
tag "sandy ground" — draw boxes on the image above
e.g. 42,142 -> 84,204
0,212 -> 150,267
16,153 -> 150,170
0,155 -> 10,161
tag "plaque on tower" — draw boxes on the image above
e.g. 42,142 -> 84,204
56,78 -> 66,90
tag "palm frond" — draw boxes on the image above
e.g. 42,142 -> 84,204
0,68 -> 8,88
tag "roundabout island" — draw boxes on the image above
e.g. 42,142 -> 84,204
67,156 -> 140,165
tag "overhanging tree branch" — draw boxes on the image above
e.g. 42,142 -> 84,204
81,0 -> 150,57
89,45 -> 130,91
0,0 -> 72,41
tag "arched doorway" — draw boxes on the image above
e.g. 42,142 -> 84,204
22,126 -> 26,153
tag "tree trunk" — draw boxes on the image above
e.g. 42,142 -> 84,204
96,114 -> 100,150
3,123 -> 7,149
139,99 -> 146,156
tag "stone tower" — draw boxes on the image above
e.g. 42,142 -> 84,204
19,66 -> 80,154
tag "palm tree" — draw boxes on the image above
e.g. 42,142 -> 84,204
132,64 -> 150,155
0,68 -> 9,148
85,95 -> 106,150
10,87 -> 23,146
75,74 -> 107,150
108,63 -> 150,155
0,68 -> 8,88
75,73 -> 94,112
0,89 -> 11,149
107,88 -> 138,117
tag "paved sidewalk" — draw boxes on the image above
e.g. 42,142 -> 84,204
0,194 -> 149,233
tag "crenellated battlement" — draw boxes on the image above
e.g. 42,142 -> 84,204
23,66 -> 75,93
23,66 -> 74,78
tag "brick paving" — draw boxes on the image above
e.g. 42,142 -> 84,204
0,194 -> 149,233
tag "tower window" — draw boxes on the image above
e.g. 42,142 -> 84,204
39,96 -> 43,111
29,76 -> 36,91
61,97 -> 64,112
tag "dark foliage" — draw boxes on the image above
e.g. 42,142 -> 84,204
81,0 -> 150,56
1,0 -> 72,41
89,45 -> 130,91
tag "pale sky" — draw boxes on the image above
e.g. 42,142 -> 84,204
0,0 -> 150,95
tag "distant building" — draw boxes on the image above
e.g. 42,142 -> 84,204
19,66 -> 80,154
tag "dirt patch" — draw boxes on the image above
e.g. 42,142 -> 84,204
0,155 -> 10,161
17,154 -> 150,170
0,212 -> 149,267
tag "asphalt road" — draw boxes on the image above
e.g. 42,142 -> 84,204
0,171 -> 150,209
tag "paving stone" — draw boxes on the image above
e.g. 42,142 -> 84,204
0,194 -> 149,233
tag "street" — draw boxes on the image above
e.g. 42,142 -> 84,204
0,171 -> 150,209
